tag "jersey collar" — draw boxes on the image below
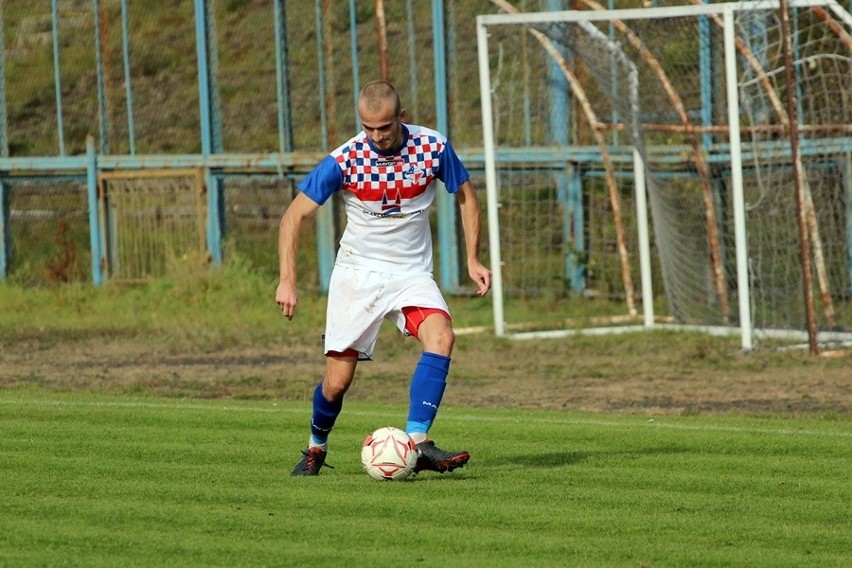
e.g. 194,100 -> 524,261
365,124 -> 409,156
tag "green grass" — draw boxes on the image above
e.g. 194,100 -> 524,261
2,265 -> 851,564
0,259 -> 578,343
1,390 -> 850,567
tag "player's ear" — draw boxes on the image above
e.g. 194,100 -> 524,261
399,108 -> 407,122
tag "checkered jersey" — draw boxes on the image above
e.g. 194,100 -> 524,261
298,124 -> 470,274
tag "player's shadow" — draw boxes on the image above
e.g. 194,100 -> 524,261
501,445 -> 691,469
504,451 -> 591,468
405,447 -> 692,480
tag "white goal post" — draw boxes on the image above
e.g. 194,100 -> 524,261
476,0 -> 852,351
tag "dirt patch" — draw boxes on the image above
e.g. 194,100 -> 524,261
1,332 -> 850,416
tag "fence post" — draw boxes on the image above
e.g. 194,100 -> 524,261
547,0 -> 581,294
0,177 -> 7,280
432,0 -> 459,292
194,0 -> 223,265
120,0 -> 136,154
348,0 -> 361,131
0,0 -> 7,280
274,0 -> 293,155
51,0 -> 65,156
846,152 -> 852,296
86,136 -> 104,286
313,0 -> 336,292
93,0 -> 111,154
0,0 -> 7,158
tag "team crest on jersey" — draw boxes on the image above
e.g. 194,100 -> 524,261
381,188 -> 402,215
402,165 -> 424,184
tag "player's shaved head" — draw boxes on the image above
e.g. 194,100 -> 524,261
359,80 -> 401,116
358,80 -> 406,152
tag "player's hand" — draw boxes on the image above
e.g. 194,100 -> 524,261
469,262 -> 492,297
275,281 -> 298,320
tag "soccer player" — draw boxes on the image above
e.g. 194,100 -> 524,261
276,80 -> 491,476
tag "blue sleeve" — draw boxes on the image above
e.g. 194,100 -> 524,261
436,140 -> 470,193
297,155 -> 344,205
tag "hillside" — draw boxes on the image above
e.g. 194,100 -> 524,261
2,0 -> 502,157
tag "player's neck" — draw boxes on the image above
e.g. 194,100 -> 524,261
368,124 -> 408,156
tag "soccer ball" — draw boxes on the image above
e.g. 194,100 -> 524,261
361,427 -> 419,481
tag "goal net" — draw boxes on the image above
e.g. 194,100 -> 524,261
476,0 -> 852,350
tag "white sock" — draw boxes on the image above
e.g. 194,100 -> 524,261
408,432 -> 428,444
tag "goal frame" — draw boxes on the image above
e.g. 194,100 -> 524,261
476,0 -> 852,350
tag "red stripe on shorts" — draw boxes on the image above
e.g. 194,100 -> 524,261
326,348 -> 360,358
402,306 -> 450,338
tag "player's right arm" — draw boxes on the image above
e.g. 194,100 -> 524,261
276,192 -> 321,320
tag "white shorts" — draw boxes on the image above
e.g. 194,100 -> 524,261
323,264 -> 450,360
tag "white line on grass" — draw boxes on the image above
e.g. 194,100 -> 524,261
2,396 -> 851,439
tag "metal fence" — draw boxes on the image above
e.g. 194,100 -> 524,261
1,0 -> 849,300
2,0 -> 549,289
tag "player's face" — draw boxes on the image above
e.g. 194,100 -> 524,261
360,101 -> 404,153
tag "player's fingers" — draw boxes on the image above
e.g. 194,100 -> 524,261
278,301 -> 295,320
468,265 -> 491,296
476,272 -> 491,296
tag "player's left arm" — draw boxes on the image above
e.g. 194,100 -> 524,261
456,180 -> 492,297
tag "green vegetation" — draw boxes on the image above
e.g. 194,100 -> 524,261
0,255 -> 303,343
2,248 -> 850,565
1,392 -> 850,567
2,4 -> 851,560
0,1 -> 494,156
2,259 -> 850,403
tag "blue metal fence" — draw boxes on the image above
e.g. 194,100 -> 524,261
0,0 -> 849,302
0,0 -> 517,289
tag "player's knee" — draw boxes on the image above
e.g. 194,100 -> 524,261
430,326 -> 455,355
444,327 -> 456,352
417,313 -> 455,355
322,376 -> 352,401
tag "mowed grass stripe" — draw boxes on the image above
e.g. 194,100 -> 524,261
2,398 -> 326,565
1,391 -> 850,567
2,393 -> 851,439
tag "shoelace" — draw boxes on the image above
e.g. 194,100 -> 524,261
302,449 -> 335,471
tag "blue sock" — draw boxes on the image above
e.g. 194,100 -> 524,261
406,352 -> 451,437
310,383 -> 343,447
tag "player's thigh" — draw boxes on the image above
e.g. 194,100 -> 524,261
388,274 -> 450,332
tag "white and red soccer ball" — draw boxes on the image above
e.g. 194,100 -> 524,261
361,426 -> 418,481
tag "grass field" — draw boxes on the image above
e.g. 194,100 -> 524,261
2,391 -> 850,567
2,265 -> 852,566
